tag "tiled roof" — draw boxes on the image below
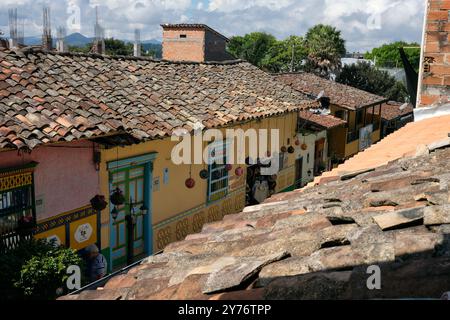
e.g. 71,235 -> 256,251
64,127 -> 450,300
0,48 -> 314,150
299,110 -> 347,130
312,115 -> 450,186
275,73 -> 388,111
376,101 -> 414,121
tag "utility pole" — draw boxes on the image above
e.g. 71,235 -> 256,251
290,42 -> 295,73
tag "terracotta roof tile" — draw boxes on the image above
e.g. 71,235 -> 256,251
65,141 -> 450,300
0,49 -> 315,150
299,110 -> 347,129
275,73 -> 388,110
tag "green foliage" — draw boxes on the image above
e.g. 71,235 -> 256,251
262,36 -> 307,73
304,24 -> 347,76
104,38 -> 133,56
365,41 -> 421,71
228,32 -> 277,68
0,239 -> 83,300
336,61 -> 409,102
69,38 -> 157,57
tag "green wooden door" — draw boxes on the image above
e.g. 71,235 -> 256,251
110,165 -> 146,269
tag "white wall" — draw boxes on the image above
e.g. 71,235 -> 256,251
295,130 -> 328,187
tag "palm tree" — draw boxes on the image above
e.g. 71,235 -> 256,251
304,24 -> 347,77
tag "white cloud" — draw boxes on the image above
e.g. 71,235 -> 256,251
0,0 -> 425,51
208,0 -> 294,12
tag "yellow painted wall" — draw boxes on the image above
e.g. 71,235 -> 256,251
330,104 -> 382,160
99,112 -> 298,253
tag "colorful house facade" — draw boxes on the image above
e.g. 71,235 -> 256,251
0,25 -> 315,271
276,73 -> 389,162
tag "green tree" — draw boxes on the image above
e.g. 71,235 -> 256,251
104,38 -> 133,56
304,24 -> 347,77
0,239 -> 84,300
262,36 -> 307,73
365,41 -> 421,71
336,61 -> 409,102
227,32 -> 277,68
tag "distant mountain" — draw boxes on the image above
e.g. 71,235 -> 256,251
65,33 -> 93,47
18,32 -> 162,58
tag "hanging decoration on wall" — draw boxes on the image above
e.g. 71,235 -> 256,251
186,164 -> 195,189
199,169 -> 209,180
281,146 -> 287,153
288,146 -> 295,154
90,195 -> 108,211
235,167 -> 244,177
225,164 -> 233,172
266,151 -> 272,157
185,178 -> 196,189
110,188 -> 125,206
301,143 -> 308,151
295,139 -> 301,146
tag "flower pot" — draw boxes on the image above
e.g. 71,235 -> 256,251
110,188 -> 125,206
91,195 -> 108,211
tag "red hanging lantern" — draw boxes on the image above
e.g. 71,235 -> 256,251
281,146 -> 287,153
301,143 -> 308,151
225,164 -> 233,171
235,167 -> 244,177
185,178 -> 196,189
295,139 -> 301,146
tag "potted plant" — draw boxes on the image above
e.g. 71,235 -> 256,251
16,215 -> 35,237
90,195 -> 108,211
110,188 -> 126,206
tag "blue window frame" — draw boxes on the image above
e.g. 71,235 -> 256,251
207,141 -> 229,203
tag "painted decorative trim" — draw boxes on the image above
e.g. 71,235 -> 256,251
107,153 -> 158,170
153,186 -> 246,230
35,205 -> 97,234
0,162 -> 38,192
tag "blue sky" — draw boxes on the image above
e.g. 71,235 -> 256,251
0,0 -> 426,52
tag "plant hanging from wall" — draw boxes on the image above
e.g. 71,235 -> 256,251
90,195 -> 108,211
16,215 -> 35,237
110,187 -> 125,206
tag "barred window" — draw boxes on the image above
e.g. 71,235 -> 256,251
0,163 -> 37,251
207,141 -> 229,203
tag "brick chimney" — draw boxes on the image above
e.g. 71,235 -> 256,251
161,24 -> 234,62
417,0 -> 450,113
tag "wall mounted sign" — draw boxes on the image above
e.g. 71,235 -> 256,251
74,223 -> 93,244
359,124 -> 374,151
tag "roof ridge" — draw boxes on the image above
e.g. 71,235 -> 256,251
10,47 -> 245,66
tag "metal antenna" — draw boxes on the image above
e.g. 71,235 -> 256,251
42,6 -> 52,50
8,8 -> 18,48
134,29 -> 141,57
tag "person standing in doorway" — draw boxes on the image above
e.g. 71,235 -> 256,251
85,244 -> 107,283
